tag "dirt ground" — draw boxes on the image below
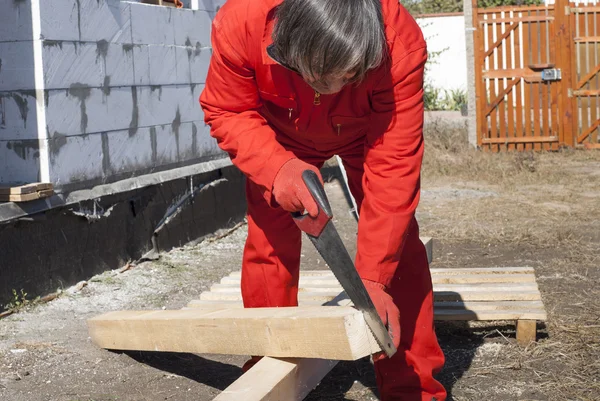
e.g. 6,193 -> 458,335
1,119 -> 599,401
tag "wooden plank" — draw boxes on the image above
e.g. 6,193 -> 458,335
482,135 -> 560,144
531,11 -> 542,150
573,89 -> 600,96
514,19 -> 525,151
0,182 -> 52,195
435,309 -> 546,321
479,5 -> 553,14
0,189 -> 54,202
516,319 -> 537,345
576,118 -> 600,142
487,14 -> 499,151
480,16 -> 553,24
505,14 -> 516,151
211,282 -> 539,294
574,36 -> 600,42
496,15 -> 508,150
475,11 -> 487,148
229,267 -> 535,279
213,294 -> 349,401
574,63 -> 600,89
200,289 -> 542,303
88,307 -> 380,361
220,273 -> 536,286
523,17 -> 533,150
548,14 -> 560,151
214,357 -> 338,401
540,12 -> 550,149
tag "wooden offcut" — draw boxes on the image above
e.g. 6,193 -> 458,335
88,306 -> 379,360
516,319 -> 537,345
0,183 -> 53,202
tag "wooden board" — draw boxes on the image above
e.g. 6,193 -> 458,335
213,355 -> 337,401
0,183 -> 53,202
0,182 -> 52,195
219,273 -> 536,285
88,307 -> 379,361
227,267 -> 535,278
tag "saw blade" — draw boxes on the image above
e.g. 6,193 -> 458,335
306,221 -> 397,358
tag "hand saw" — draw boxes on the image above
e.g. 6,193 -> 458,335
291,170 -> 397,358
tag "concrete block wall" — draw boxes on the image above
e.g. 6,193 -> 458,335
0,0 -> 228,191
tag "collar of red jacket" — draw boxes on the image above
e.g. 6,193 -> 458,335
261,0 -> 284,67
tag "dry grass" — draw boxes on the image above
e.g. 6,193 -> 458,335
419,119 -> 600,401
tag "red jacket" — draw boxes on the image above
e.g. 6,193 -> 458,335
200,0 -> 427,288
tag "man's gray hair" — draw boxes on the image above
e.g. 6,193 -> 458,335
272,0 -> 386,83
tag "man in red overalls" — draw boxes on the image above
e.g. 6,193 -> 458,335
200,0 -> 446,399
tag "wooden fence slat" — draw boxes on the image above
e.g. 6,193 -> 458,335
523,15 -> 533,150
480,16 -> 553,24
482,135 -> 558,144
540,8 -> 550,149
497,14 -> 508,150
531,10 -> 542,150
488,14 -> 499,151
587,10 -> 598,144
506,13 -> 516,150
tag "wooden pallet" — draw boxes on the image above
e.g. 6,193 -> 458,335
0,183 -> 53,202
190,266 -> 547,344
193,265 -> 546,400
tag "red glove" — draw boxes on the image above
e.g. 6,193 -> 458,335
272,159 -> 323,217
362,279 -> 401,361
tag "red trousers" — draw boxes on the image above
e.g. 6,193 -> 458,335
241,154 -> 446,401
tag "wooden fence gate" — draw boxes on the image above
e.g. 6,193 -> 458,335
473,0 -> 600,150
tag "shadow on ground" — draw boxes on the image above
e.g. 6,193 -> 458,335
122,351 -> 242,391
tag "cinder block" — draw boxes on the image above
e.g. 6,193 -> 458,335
104,127 -> 154,176
0,91 -> 40,140
189,46 -> 211,84
130,2 -> 176,45
43,41 -> 135,89
40,0 -> 132,43
132,44 -> 151,86
148,45 -> 178,85
48,133 -> 103,186
0,42 -> 36,91
154,123 -> 179,165
136,84 -> 204,128
177,120 -> 221,161
0,139 -> 42,184
46,87 -> 134,136
0,0 -> 34,42
173,9 -> 212,47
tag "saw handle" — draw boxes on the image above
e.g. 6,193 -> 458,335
291,170 -> 333,237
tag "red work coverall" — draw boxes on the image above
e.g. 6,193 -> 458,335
200,0 -> 446,399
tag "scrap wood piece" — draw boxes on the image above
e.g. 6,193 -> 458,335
213,357 -> 337,401
0,182 -> 52,194
88,307 -> 379,360
0,183 -> 54,202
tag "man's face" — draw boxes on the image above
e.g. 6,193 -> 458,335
303,71 -> 359,94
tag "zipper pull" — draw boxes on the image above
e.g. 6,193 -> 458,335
313,91 -> 321,105
289,108 -> 293,120
336,124 -> 341,136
